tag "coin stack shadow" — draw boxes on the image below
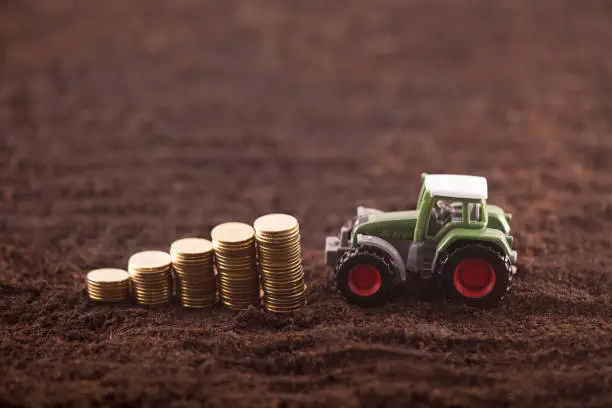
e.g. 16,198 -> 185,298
211,222 -> 260,311
128,250 -> 173,306
254,213 -> 305,313
87,268 -> 130,302
170,238 -> 216,309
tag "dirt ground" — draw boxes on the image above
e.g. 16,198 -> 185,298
1,0 -> 611,407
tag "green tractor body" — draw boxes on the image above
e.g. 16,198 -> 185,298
325,173 -> 517,307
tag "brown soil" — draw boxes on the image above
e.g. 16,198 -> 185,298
1,1 -> 611,407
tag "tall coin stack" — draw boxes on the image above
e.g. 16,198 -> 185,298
128,250 -> 173,306
87,268 -> 130,302
170,238 -> 216,309
211,222 -> 260,311
254,213 -> 305,313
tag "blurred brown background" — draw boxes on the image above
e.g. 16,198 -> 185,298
1,1 -> 611,407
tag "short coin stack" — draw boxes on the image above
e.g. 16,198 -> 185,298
254,213 -> 305,313
212,222 -> 260,311
170,238 -> 216,309
87,268 -> 130,302
128,250 -> 173,306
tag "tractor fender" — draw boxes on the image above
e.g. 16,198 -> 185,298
433,228 -> 512,271
356,234 -> 405,279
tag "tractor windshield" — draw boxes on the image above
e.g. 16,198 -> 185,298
427,199 -> 463,237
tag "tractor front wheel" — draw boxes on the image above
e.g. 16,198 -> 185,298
437,244 -> 512,308
334,247 -> 394,306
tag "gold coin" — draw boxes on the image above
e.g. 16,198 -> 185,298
259,265 -> 304,276
211,222 -> 255,244
213,239 -> 255,249
133,292 -> 170,300
217,274 -> 257,283
172,254 -> 214,263
263,305 -> 302,313
218,287 -> 259,296
178,291 -> 217,298
87,285 -> 129,293
260,270 -> 303,282
176,284 -> 215,292
87,286 -> 129,295
129,277 -> 170,286
264,301 -> 305,311
128,251 -> 171,271
216,264 -> 257,273
178,288 -> 216,295
179,294 -> 216,301
259,269 -> 303,280
257,256 -> 303,268
264,296 -> 305,305
173,271 -> 214,279
257,244 -> 301,254
254,213 -> 298,234
213,257 -> 255,267
218,286 -> 259,294
133,297 -> 170,304
263,295 -> 305,305
87,278 -> 129,286
174,274 -> 215,282
255,232 -> 301,244
219,287 -> 259,296
171,238 -> 214,253
261,279 -> 304,291
133,291 -> 171,299
173,266 -> 214,274
258,252 -> 301,261
87,268 -> 129,284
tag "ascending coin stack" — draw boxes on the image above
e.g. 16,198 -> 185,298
211,222 -> 260,311
86,213 -> 305,313
128,251 -> 173,305
87,268 -> 130,302
254,214 -> 306,313
170,238 -> 216,309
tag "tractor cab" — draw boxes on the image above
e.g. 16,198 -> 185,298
415,174 -> 489,242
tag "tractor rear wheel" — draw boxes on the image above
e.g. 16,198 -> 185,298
334,247 -> 395,306
437,244 -> 512,308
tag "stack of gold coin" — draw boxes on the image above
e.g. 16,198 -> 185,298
211,222 -> 260,311
87,268 -> 130,302
170,238 -> 216,309
254,213 -> 305,313
128,250 -> 173,306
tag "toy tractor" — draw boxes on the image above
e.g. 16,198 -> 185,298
325,173 -> 517,308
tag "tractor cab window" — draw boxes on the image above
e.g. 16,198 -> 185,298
427,199 -> 463,237
468,203 -> 483,223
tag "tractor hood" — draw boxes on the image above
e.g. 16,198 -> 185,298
487,205 -> 511,235
352,210 -> 418,241
351,206 -> 511,242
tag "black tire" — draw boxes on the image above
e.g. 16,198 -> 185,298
334,247 -> 395,306
437,244 -> 512,308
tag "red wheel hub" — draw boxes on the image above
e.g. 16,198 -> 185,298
453,258 -> 496,298
348,264 -> 382,297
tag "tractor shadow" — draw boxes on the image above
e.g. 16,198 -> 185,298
388,274 -> 443,304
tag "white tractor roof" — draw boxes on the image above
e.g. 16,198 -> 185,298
424,174 -> 488,200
